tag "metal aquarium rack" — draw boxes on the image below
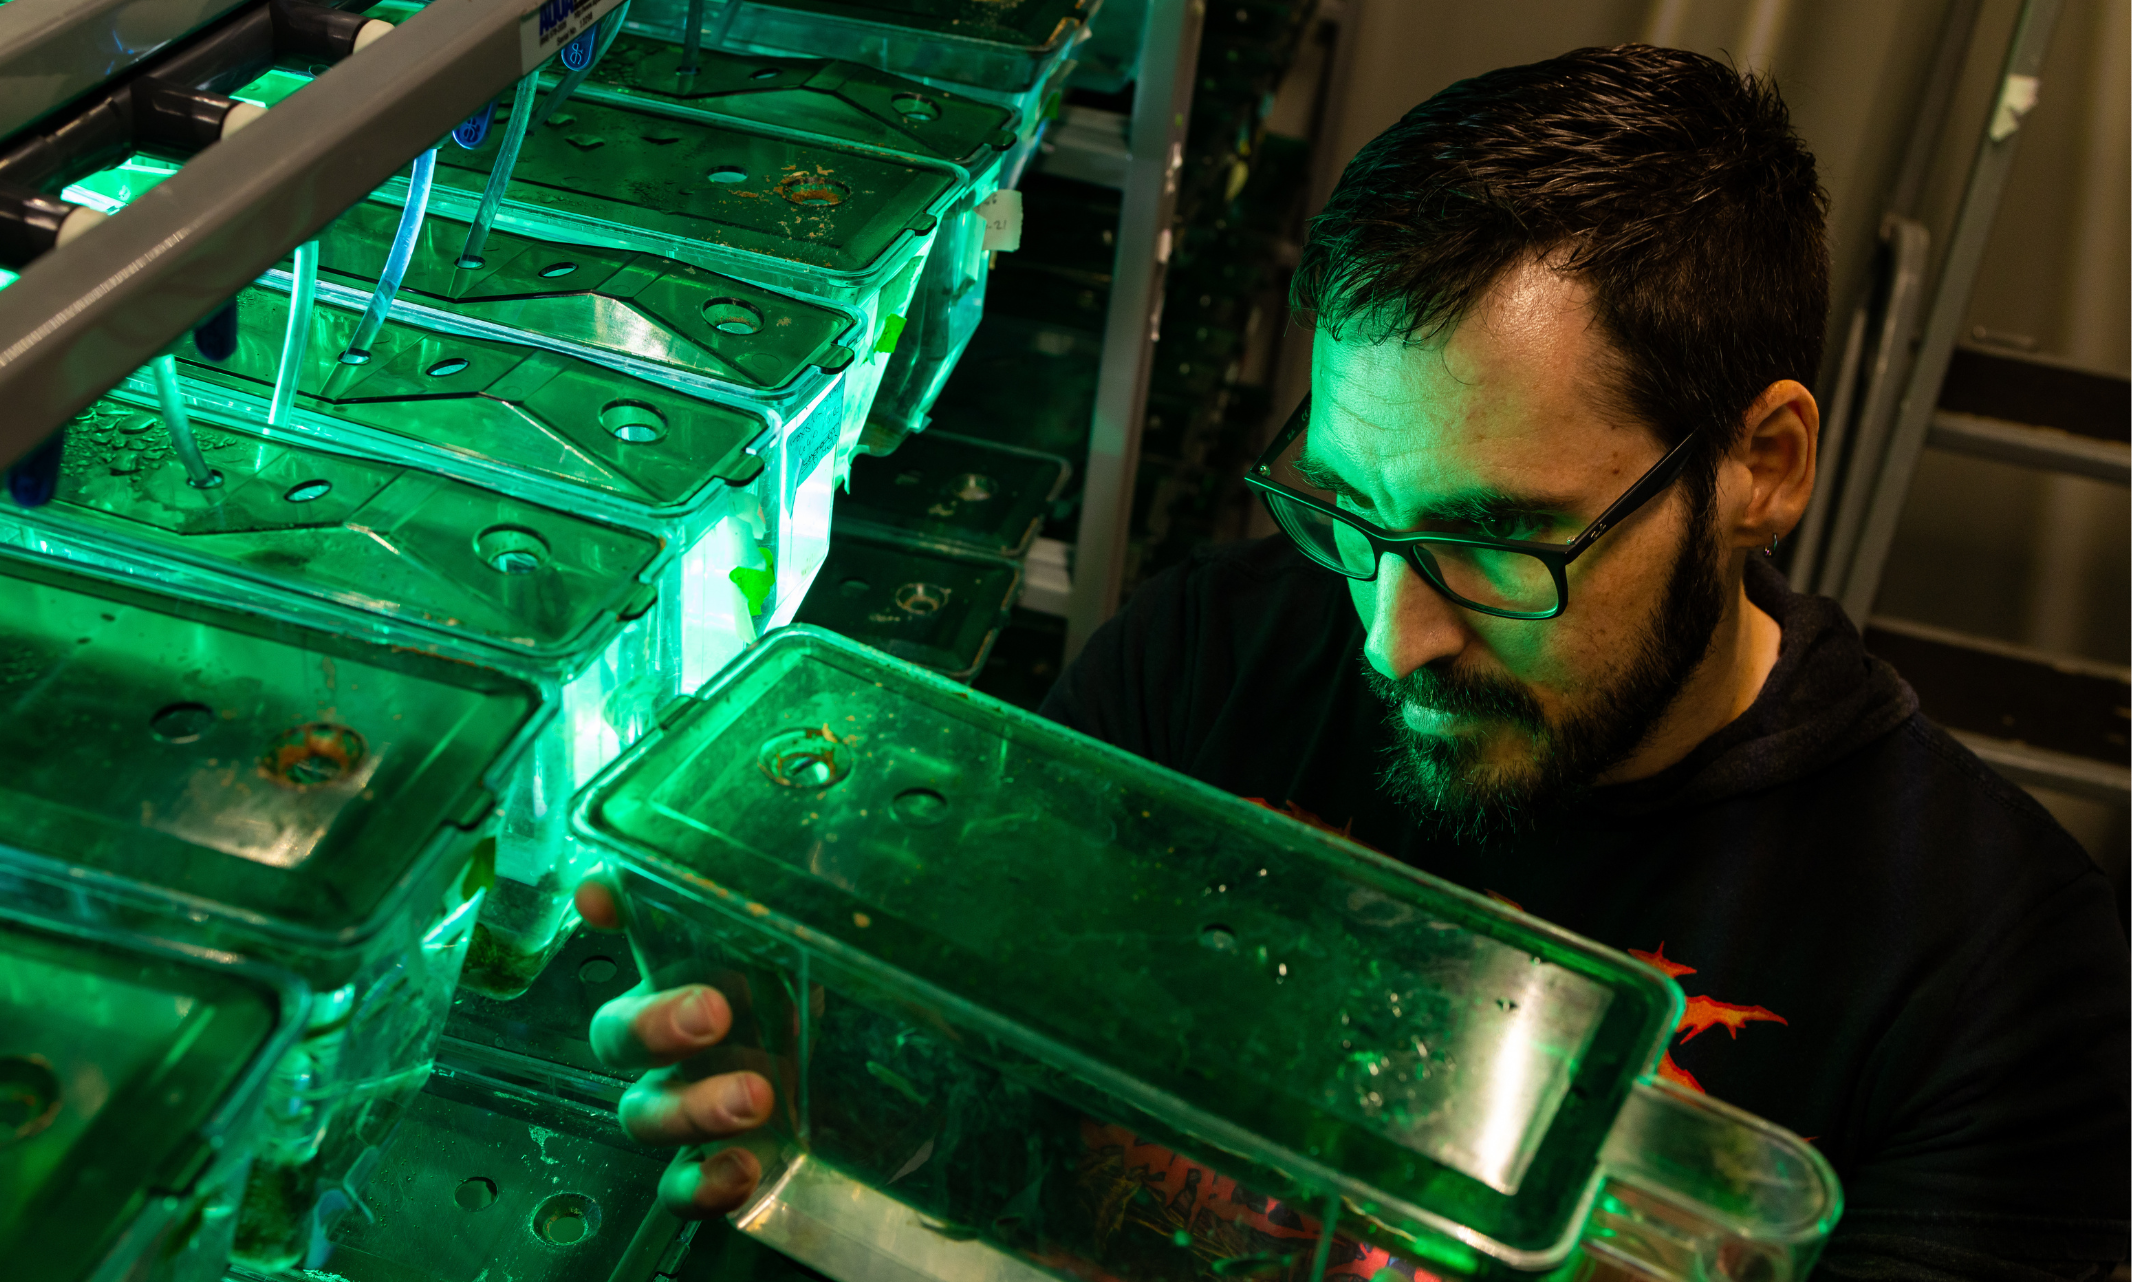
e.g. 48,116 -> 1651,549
0,0 -> 1091,1278
0,0 -> 1281,1268
0,15 -> 1857,1282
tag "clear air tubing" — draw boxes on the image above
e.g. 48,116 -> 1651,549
456,71 -> 539,269
459,6 -> 629,267
529,3 -> 631,131
680,0 -> 705,74
267,239 -> 318,426
153,354 -> 220,488
341,148 -> 436,364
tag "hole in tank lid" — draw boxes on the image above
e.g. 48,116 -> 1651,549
892,582 -> 948,616
262,723 -> 365,787
948,472 -> 994,503
702,298 -> 764,336
475,525 -> 551,575
891,787 -> 948,826
775,174 -> 848,207
890,92 -> 940,122
600,400 -> 667,443
531,1191 -> 600,1246
150,701 -> 215,744
757,727 -> 850,789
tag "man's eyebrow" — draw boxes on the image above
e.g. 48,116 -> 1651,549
1292,448 -> 1367,501
1293,447 -> 1570,522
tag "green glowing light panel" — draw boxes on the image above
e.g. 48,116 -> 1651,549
0,911 -> 300,1282
574,627 -> 1687,1270
26,394 -> 665,665
0,548 -> 540,947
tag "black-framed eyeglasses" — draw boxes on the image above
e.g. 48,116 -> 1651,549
1245,396 -> 1697,620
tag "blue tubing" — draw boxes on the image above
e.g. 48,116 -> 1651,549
342,148 -> 436,364
268,240 -> 319,426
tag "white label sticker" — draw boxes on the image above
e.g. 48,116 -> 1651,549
519,0 -> 626,73
1988,73 -> 2041,142
786,391 -> 842,487
976,189 -> 1023,253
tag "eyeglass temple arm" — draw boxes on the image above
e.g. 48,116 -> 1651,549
1563,430 -> 1700,559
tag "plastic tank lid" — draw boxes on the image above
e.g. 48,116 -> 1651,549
575,625 -> 1685,1265
0,907 -> 301,1281
0,548 -> 542,942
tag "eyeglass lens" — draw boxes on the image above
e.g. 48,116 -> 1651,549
1262,425 -> 1561,615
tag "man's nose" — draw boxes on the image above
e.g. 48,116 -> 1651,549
1361,554 -> 1469,681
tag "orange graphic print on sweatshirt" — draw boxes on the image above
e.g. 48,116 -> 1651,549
1629,942 -> 1788,1092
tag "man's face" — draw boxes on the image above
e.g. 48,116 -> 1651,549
1307,261 -> 1728,835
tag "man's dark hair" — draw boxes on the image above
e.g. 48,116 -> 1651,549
1292,45 -> 1830,499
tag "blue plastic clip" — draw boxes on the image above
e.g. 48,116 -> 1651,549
451,99 -> 497,149
559,27 -> 599,71
6,426 -> 64,508
193,298 -> 239,361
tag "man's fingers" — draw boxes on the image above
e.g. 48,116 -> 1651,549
590,986 -> 732,1070
659,1146 -> 762,1218
621,1068 -> 775,1147
575,878 -> 622,932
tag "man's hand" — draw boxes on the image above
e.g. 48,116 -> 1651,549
576,878 -> 773,1217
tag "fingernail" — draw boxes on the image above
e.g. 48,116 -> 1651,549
720,1073 -> 769,1122
672,987 -> 718,1040
704,1148 -> 750,1197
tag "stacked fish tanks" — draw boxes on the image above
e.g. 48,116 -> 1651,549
0,4 -> 1841,1282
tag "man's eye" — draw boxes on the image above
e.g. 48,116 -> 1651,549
1477,514 -> 1546,541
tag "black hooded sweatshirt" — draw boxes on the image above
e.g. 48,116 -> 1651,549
1042,537 -> 2129,1281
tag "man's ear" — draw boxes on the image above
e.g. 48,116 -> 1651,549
1725,379 -> 1818,551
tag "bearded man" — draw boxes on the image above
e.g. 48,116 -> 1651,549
1038,42 -> 2130,1280
583,43 -> 2128,1282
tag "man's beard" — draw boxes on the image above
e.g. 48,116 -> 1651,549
1362,502 -> 1729,843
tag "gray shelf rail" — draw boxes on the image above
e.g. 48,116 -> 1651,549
0,0 -> 613,467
